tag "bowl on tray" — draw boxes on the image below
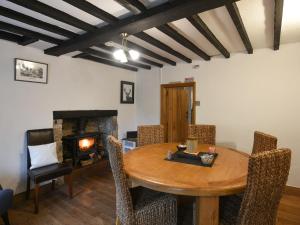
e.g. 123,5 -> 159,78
200,153 -> 214,165
177,144 -> 187,151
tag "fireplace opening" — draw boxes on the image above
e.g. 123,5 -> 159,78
53,110 -> 118,168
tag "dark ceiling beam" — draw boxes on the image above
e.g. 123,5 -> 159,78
187,15 -> 230,58
115,0 -> 207,62
44,0 -> 238,56
226,2 -> 253,54
0,21 -> 63,45
138,57 -> 163,68
7,0 -> 97,31
0,6 -> 76,39
157,24 -> 210,60
274,0 -> 284,50
62,0 -> 119,23
0,30 -> 21,43
113,0 -> 147,14
124,59 -> 151,70
60,0 -> 189,63
115,0 -> 192,63
74,53 -> 138,72
83,48 -> 151,70
96,43 -> 163,68
0,30 -> 38,45
19,36 -> 39,46
134,32 -> 192,63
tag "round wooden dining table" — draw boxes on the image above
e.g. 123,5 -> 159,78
123,143 -> 249,225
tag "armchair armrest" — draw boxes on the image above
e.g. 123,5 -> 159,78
0,189 -> 14,214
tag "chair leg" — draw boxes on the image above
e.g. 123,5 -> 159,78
34,183 -> 40,214
51,180 -> 56,190
115,217 -> 120,225
65,174 -> 73,198
1,212 -> 10,225
26,176 -> 31,200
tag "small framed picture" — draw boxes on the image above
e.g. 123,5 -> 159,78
15,58 -> 48,84
120,81 -> 134,104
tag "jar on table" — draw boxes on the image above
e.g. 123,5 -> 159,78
186,137 -> 198,153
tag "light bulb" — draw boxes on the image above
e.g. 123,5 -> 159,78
113,49 -> 128,63
129,49 -> 140,60
113,49 -> 124,61
120,54 -> 128,63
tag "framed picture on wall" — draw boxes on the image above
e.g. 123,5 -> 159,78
14,58 -> 48,84
120,81 -> 134,104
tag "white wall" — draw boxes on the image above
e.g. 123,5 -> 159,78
136,68 -> 161,125
0,40 -> 137,193
162,42 -> 300,187
137,42 -> 300,187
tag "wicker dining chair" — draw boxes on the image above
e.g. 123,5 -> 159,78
220,148 -> 291,225
188,124 -> 216,145
137,125 -> 164,147
229,131 -> 278,202
107,135 -> 177,225
252,131 -> 278,154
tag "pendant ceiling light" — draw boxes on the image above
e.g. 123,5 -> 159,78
113,33 -> 140,63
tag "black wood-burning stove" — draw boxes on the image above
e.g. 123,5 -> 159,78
62,118 -> 103,166
62,132 -> 102,166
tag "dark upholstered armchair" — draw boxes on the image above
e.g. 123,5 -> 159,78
26,129 -> 73,213
0,184 -> 13,225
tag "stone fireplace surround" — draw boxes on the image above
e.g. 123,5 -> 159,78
53,110 -> 118,164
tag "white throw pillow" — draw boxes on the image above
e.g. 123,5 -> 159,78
28,142 -> 59,170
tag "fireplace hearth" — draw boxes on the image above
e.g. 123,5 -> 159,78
53,110 -> 118,167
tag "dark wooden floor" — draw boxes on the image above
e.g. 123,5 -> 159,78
7,168 -> 300,225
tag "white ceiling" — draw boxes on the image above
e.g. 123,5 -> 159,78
0,0 -> 299,63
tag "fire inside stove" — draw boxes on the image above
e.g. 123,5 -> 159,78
79,138 -> 95,151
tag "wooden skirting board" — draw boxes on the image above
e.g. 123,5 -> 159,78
284,185 -> 300,197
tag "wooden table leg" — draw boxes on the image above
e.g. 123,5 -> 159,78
127,178 -> 140,188
195,196 -> 219,225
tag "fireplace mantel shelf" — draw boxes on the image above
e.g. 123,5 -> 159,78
53,110 -> 118,120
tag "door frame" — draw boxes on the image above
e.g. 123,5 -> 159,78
160,82 -> 196,140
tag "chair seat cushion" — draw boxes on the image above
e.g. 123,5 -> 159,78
0,189 -> 13,214
131,187 -> 177,225
28,163 -> 72,183
220,194 -> 243,225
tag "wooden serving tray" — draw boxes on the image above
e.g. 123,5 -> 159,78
165,151 -> 218,167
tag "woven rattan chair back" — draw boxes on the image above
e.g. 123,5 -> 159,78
107,136 -> 134,225
236,148 -> 291,225
137,125 -> 164,146
188,124 -> 216,145
252,131 -> 278,154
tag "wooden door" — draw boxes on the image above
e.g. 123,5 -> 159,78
161,82 -> 196,143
